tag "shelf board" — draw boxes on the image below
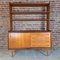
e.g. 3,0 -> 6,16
11,11 -> 49,14
9,30 -> 51,33
10,3 -> 49,7
12,18 -> 49,21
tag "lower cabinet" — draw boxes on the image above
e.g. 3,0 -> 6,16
8,32 -> 52,49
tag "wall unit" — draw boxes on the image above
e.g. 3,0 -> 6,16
8,2 -> 52,56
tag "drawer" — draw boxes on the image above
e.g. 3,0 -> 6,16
31,32 -> 51,47
31,33 -> 50,39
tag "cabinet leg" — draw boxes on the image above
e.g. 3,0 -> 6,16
11,50 -> 16,57
40,48 -> 49,56
45,49 -> 49,56
46,50 -> 48,56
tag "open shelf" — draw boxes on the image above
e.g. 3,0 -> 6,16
9,2 -> 50,31
12,18 -> 49,21
9,30 -> 51,33
11,11 -> 49,14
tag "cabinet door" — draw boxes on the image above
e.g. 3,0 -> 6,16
9,33 -> 23,49
31,32 -> 52,48
21,33 -> 30,48
8,33 -> 30,49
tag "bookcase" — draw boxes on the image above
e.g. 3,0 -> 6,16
8,2 -> 52,56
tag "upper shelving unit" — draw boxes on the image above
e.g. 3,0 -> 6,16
9,2 -> 50,31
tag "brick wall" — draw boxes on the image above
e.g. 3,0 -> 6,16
0,0 -> 60,49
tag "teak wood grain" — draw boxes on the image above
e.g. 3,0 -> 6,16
8,32 -> 52,49
31,32 -> 51,48
9,33 -> 31,49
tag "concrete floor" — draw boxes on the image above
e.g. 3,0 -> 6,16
0,48 -> 60,60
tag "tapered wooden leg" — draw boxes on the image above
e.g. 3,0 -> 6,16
45,48 -> 49,56
46,49 -> 48,56
11,50 -> 16,57
40,48 -> 49,56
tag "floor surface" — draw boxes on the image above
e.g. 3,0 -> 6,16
0,48 -> 60,60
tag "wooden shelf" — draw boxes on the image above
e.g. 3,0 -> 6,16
11,11 -> 49,14
10,3 -> 49,7
12,18 -> 49,21
9,30 -> 51,33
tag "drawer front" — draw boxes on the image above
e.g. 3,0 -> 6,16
31,32 -> 51,48
9,33 -> 30,49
